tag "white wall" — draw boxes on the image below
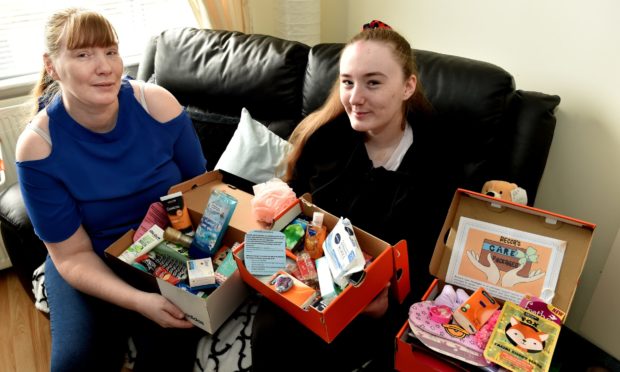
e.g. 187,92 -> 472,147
250,0 -> 347,42
250,0 -> 620,358
249,0 -> 277,36
582,229 -> 620,359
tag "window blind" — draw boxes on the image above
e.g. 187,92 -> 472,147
0,0 -> 197,81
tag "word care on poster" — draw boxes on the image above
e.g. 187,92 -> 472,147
445,217 -> 566,303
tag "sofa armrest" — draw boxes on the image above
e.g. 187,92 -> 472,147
0,183 -> 47,301
136,35 -> 158,82
505,90 -> 560,203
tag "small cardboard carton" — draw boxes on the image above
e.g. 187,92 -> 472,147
104,170 -> 296,333
394,189 -> 595,371
233,194 -> 410,343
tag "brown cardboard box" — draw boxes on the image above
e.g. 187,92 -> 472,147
104,171 -> 297,333
233,195 -> 410,343
394,188 -> 595,371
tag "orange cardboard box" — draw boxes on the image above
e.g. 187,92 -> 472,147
233,195 -> 410,343
394,189 -> 595,371
104,170 -> 297,334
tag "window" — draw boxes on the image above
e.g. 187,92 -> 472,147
0,0 -> 197,83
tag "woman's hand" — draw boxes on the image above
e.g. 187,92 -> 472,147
361,283 -> 390,318
135,292 -> 194,329
46,226 -> 192,329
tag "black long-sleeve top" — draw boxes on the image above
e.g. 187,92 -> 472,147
290,112 -> 462,300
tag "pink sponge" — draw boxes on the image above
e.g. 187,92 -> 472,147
251,178 -> 297,224
473,309 -> 501,349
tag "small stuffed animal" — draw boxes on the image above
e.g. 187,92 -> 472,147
481,180 -> 528,205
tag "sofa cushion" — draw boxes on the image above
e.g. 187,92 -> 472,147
153,28 -> 310,122
302,45 -> 515,125
413,49 -> 518,192
302,43 -> 342,116
185,107 -> 239,171
215,108 -> 292,184
186,105 -> 298,171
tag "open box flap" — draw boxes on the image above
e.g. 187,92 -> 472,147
168,170 -> 300,234
429,189 -> 595,317
169,171 -> 264,233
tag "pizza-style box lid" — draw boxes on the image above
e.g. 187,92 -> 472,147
429,189 -> 595,318
168,170 -> 300,241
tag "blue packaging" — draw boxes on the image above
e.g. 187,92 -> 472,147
189,189 -> 238,258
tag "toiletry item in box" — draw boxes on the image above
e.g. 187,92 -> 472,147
119,224 -> 164,264
323,217 -> 365,287
189,190 -> 238,258
187,257 -> 216,289
160,191 -> 193,234
304,212 -> 326,259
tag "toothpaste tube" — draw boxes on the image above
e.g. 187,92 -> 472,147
160,191 -> 193,234
119,225 -> 164,264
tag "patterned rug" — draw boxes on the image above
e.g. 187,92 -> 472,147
32,263 -> 257,372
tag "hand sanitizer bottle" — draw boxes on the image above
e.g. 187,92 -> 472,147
304,212 -> 326,259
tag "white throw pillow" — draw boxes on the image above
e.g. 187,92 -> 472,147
215,108 -> 292,184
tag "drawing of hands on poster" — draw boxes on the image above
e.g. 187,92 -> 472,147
447,217 -> 565,304
466,250 -> 546,287
466,251 -> 500,284
501,261 -> 545,287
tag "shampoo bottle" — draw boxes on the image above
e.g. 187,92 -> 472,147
304,212 -> 326,259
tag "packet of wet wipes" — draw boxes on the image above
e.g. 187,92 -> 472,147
322,217 -> 365,288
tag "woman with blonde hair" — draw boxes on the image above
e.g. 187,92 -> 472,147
17,8 -> 206,371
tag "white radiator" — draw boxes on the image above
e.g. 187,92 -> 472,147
0,101 -> 30,269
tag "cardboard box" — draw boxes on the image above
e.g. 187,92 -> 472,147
395,321 -> 470,372
233,195 -> 410,343
104,170 -> 296,333
394,188 -> 595,371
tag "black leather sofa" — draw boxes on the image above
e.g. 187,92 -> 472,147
0,27 -> 560,303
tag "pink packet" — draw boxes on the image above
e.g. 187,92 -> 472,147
519,294 -> 565,325
133,202 -> 170,241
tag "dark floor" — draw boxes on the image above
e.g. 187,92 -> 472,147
550,326 -> 620,372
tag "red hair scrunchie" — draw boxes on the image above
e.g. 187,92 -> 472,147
362,20 -> 392,31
